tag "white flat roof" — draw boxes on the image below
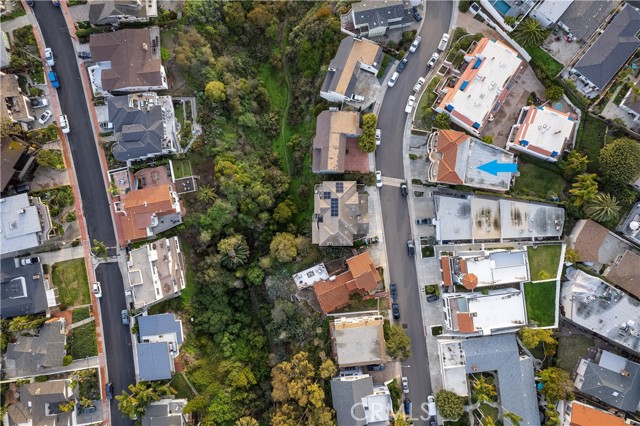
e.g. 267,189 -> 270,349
535,0 -> 574,23
514,106 -> 577,157
435,195 -> 473,241
0,194 -> 43,255
468,290 -> 526,334
442,39 -> 522,127
293,263 -> 329,289
464,250 -> 530,286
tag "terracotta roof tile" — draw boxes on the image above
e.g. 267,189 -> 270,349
457,313 -> 475,333
569,402 -> 627,426
118,184 -> 181,242
435,129 -> 468,185
441,257 -> 453,286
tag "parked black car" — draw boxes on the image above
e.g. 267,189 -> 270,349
392,303 -> 400,319
427,294 -> 439,303
390,282 -> 398,301
367,364 -> 386,371
400,182 -> 408,197
78,51 -> 91,59
407,240 -> 415,257
412,6 -> 423,21
397,58 -> 408,73
105,383 -> 113,399
416,218 -> 434,225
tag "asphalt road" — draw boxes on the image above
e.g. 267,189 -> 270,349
376,2 -> 453,423
31,5 -> 135,425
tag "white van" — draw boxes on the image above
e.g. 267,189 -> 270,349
59,114 -> 70,134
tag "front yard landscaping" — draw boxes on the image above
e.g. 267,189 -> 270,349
523,281 -> 557,327
72,307 -> 91,323
527,244 -> 562,280
511,161 -> 565,201
557,334 -> 594,372
333,296 -> 378,314
68,322 -> 98,359
575,115 -> 608,173
51,259 -> 91,307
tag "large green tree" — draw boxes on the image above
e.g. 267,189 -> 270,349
218,234 -> 250,270
584,192 -> 621,224
513,18 -> 548,47
569,173 -> 598,207
116,382 -> 175,420
472,375 -> 496,404
359,113 -> 378,153
538,367 -> 574,404
435,389 -> 465,420
386,323 -> 412,360
518,328 -> 557,356
599,137 -> 640,185
270,232 -> 297,263
561,150 -> 589,179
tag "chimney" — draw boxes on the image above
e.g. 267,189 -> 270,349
142,43 -> 148,51
620,369 -> 631,377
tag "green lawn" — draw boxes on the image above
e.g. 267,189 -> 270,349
68,322 -> 98,359
51,259 -> 91,307
71,307 -> 91,323
575,115 -> 607,172
523,281 -> 557,327
526,46 -> 563,79
527,244 -> 563,280
557,334 -> 594,372
333,297 -> 379,314
170,373 -> 195,399
511,160 -> 564,200
171,159 -> 192,179
174,101 -> 185,128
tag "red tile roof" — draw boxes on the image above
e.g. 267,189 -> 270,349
457,313 -> 475,333
314,252 -> 382,314
441,257 -> 453,286
435,130 -> 468,185
570,402 -> 627,426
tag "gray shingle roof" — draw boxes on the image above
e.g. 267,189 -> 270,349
141,400 -> 187,426
4,320 -> 66,378
462,335 -> 540,426
138,313 -> 183,345
1,257 -> 48,319
89,0 -> 148,25
330,375 -> 374,426
578,353 -> 640,412
574,4 -> 640,89
109,95 -> 166,162
137,342 -> 172,381
352,0 -> 405,29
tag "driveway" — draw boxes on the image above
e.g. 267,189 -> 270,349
31,4 -> 134,425
376,2 -> 454,424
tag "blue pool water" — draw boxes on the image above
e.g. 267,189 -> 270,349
491,0 -> 512,14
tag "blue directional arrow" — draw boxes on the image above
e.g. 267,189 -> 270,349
477,160 -> 518,176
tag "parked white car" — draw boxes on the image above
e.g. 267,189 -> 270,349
38,110 -> 53,124
375,128 -> 381,146
409,36 -> 421,53
93,282 -> 102,298
44,47 -> 55,66
375,171 -> 383,187
59,114 -> 70,134
438,33 -> 450,52
388,71 -> 399,87
405,95 -> 416,114
413,77 -> 426,93
427,52 -> 440,68
402,377 -> 409,394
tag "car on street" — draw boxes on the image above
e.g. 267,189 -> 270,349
388,71 -> 399,87
400,182 -> 408,197
93,282 -> 102,298
438,33 -> 450,52
390,282 -> 397,301
26,0 -> 34,6
48,71 -> 60,89
402,377 -> 409,393
38,110 -> 53,124
375,171 -> 383,187
78,51 -> 91,59
407,240 -> 415,257
20,257 -> 40,266
30,98 -> 49,109
413,77 -> 426,93
59,114 -> 70,134
397,58 -> 408,73
412,6 -> 422,21
44,48 -> 54,66
392,302 -> 400,319
375,128 -> 381,146
409,36 -> 421,53
404,399 -> 411,416
416,218 -> 434,225
106,383 -> 113,399
427,294 -> 439,303
367,364 -> 386,371
405,95 -> 416,114
121,309 -> 129,325
427,52 -> 440,68
427,395 -> 437,417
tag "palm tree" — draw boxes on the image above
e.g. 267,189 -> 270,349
218,234 -> 250,270
513,18 -> 549,47
503,411 -> 523,426
585,192 -> 621,223
569,173 -> 598,207
562,150 -> 589,179
197,184 -> 215,203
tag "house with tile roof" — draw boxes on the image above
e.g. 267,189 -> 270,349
127,237 -> 185,309
562,401 -> 628,426
330,315 -> 386,368
435,38 -> 524,135
312,181 -> 369,247
313,252 -> 382,314
320,37 -> 383,104
570,4 -> 640,95
4,319 -> 66,379
438,335 -> 540,426
313,110 -> 369,174
135,313 -> 183,382
108,92 -> 180,163
506,105 -> 578,162
442,289 -> 527,335
4,379 -> 76,426
574,350 -> 640,412
349,0 -> 412,37
427,129 -> 516,191
88,27 -> 167,96
115,183 -> 184,243
330,374 -> 393,426
89,0 -> 158,26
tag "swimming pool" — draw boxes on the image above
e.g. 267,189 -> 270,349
490,0 -> 511,15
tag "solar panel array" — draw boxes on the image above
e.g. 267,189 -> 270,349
323,191 -> 331,199
330,198 -> 339,217
335,182 -> 344,193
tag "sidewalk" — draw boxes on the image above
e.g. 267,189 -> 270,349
1,14 -> 30,35
38,245 -> 85,265
365,185 -> 390,288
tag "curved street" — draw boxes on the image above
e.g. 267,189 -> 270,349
376,2 -> 453,423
